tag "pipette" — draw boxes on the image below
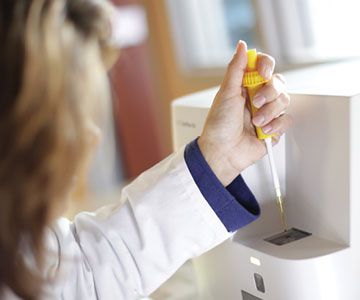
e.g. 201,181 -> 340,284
242,49 -> 288,231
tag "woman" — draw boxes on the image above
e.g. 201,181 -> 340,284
0,0 -> 292,299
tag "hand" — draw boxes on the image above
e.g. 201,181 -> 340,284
198,41 -> 292,186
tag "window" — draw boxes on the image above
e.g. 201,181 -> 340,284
222,0 -> 256,49
165,0 -> 360,72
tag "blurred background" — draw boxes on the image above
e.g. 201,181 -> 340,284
67,0 -> 360,219
64,0 -> 360,298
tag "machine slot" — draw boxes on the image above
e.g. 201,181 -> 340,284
264,228 -> 311,246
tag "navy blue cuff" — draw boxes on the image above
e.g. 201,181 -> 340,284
184,138 -> 260,232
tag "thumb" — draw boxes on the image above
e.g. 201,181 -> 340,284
219,40 -> 248,98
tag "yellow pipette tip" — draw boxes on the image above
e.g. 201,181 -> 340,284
242,71 -> 267,88
246,49 -> 258,71
243,49 -> 267,88
243,49 -> 272,139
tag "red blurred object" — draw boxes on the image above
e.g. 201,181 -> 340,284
110,1 -> 169,179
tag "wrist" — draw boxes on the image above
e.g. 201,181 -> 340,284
198,137 -> 241,186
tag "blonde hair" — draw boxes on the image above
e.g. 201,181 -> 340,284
0,0 -> 117,298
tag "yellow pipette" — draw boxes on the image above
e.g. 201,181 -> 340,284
242,49 -> 287,231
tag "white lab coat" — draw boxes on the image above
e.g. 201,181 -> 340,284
4,146 -> 231,299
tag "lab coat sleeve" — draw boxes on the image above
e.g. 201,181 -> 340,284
184,139 -> 260,232
51,146 -> 232,299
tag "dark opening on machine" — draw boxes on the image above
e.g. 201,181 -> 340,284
264,228 -> 311,246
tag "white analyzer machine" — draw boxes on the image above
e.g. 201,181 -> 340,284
171,61 -> 360,300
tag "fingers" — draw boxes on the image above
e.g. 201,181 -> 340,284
256,52 -> 275,80
252,92 -> 291,127
219,40 -> 248,98
252,74 -> 286,108
272,133 -> 284,146
262,113 -> 293,135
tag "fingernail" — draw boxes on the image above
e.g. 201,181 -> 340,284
253,95 -> 266,108
236,40 -> 244,53
253,115 -> 265,126
262,125 -> 272,134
